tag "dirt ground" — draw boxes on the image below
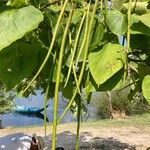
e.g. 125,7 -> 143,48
1,122 -> 150,150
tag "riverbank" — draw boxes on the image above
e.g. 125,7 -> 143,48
1,113 -> 150,149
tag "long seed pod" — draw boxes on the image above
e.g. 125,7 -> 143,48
64,11 -> 86,88
75,11 -> 89,68
72,61 -> 80,94
43,51 -> 57,136
75,97 -> 81,150
23,0 -> 69,93
75,0 -> 99,149
104,0 -> 108,19
52,10 -> 74,150
124,0 -> 132,87
58,0 -> 99,125
67,31 -> 81,94
127,0 -> 132,52
57,4 -> 90,124
100,0 -> 103,11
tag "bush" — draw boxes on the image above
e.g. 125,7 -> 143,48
92,92 -> 111,119
0,84 -> 15,114
92,87 -> 150,119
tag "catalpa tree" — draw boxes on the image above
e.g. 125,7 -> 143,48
0,0 -> 150,149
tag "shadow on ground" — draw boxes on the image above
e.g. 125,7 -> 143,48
0,131 -> 137,150
44,131 -> 136,150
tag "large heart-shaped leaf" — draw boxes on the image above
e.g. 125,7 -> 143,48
85,68 -> 126,93
0,5 -> 43,51
106,10 -> 127,35
139,13 -> 150,28
142,75 -> 150,105
98,68 -> 125,91
89,43 -> 126,86
0,41 -> 38,89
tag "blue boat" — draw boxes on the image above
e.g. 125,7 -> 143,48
13,105 -> 48,114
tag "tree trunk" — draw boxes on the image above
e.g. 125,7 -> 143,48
107,92 -> 113,118
0,115 -> 2,129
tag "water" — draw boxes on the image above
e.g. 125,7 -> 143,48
2,91 -> 96,127
2,91 -> 73,127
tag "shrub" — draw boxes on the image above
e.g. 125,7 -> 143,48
0,83 -> 15,114
92,87 -> 150,119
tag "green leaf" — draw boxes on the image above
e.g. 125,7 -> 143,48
90,21 -> 104,49
106,10 -> 128,35
0,5 -> 43,51
130,34 -> 150,51
0,41 -> 38,89
85,68 -> 126,93
98,68 -> 126,91
131,14 -> 140,26
122,2 -> 148,15
139,13 -> 150,28
112,0 -> 128,10
7,0 -> 28,7
142,75 -> 150,104
74,19 -> 104,63
89,43 -> 126,86
138,63 -> 150,79
131,22 -> 150,36
61,81 -> 74,99
72,9 -> 83,24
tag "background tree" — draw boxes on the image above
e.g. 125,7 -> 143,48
0,83 -> 14,114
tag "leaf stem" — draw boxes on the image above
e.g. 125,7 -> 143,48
44,51 -> 56,136
40,1 -> 59,10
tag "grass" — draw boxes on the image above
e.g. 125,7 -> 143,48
82,112 -> 150,127
1,113 -> 150,139
5,112 -> 150,130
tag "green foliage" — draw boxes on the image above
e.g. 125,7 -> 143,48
142,75 -> 150,104
139,13 -> 150,28
0,5 -> 43,51
0,0 -> 150,149
0,84 -> 15,114
7,0 -> 28,7
106,10 -> 128,35
92,92 -> 111,119
92,88 -> 150,119
122,1 -> 148,15
112,0 -> 128,10
89,43 -> 126,85
0,41 -> 39,89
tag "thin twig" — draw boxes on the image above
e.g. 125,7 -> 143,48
40,1 -> 59,10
